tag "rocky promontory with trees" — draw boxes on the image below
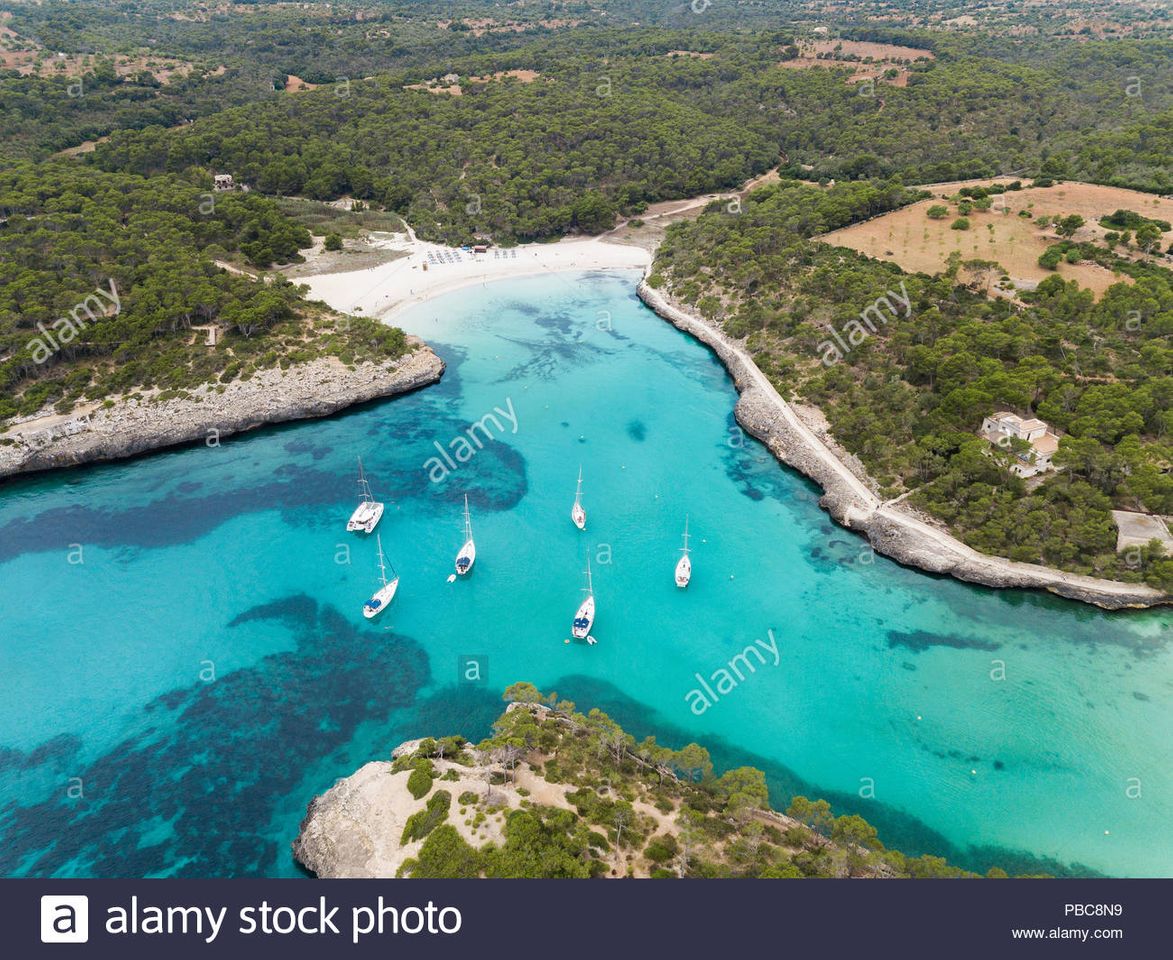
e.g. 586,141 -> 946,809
294,684 -> 1006,880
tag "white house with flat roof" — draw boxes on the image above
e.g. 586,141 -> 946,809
980,411 -> 1060,478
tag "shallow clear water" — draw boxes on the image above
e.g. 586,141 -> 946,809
0,270 -> 1169,878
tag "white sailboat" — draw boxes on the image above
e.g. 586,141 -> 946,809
363,534 -> 399,619
346,456 -> 385,533
455,494 -> 476,576
570,465 -> 586,531
571,555 -> 596,641
675,516 -> 692,588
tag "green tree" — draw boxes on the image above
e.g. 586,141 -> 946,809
787,796 -> 834,837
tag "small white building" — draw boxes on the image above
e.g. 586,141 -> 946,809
213,174 -> 236,192
980,411 -> 1060,478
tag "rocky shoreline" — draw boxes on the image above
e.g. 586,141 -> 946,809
0,342 -> 444,481
293,703 -> 917,880
637,281 -> 1167,610
294,731 -> 531,879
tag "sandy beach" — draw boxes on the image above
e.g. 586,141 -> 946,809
300,233 -> 651,322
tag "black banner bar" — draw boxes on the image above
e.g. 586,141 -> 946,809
9,878 -> 1165,958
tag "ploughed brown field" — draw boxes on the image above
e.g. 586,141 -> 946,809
817,180 -> 1173,300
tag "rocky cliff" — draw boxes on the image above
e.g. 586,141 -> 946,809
0,343 -> 443,480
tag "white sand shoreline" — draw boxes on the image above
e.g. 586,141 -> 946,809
300,235 -> 651,323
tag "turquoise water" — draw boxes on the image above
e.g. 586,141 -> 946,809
0,270 -> 1169,878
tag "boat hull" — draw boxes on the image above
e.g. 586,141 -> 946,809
363,577 -> 399,619
571,503 -> 586,530
675,555 -> 692,588
455,539 -> 476,575
347,501 -> 385,533
571,596 -> 596,639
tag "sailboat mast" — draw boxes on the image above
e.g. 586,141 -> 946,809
575,466 -> 583,505
357,456 -> 372,502
375,534 -> 388,586
584,554 -> 593,596
463,494 -> 472,539
682,515 -> 690,555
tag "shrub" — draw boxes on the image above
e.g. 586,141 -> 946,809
1099,209 -> 1171,232
402,790 -> 451,843
458,791 -> 480,806
950,218 -> 970,231
759,863 -> 803,878
407,765 -> 433,799
926,204 -> 949,219
644,834 -> 679,864
1038,246 -> 1064,270
324,232 -> 343,251
404,825 -> 481,878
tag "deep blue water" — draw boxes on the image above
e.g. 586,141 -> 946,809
0,271 -> 1169,877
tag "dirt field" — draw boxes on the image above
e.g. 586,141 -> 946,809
404,81 -> 462,96
51,136 -> 111,158
0,44 -> 198,83
283,75 -> 319,92
805,40 -> 934,61
778,39 -> 933,87
405,69 -> 541,95
819,181 -> 1173,299
468,69 -> 541,83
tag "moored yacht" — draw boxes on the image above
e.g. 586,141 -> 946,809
675,515 -> 692,588
571,555 -> 596,641
347,457 -> 385,533
362,534 -> 399,620
570,465 -> 586,531
455,494 -> 476,576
